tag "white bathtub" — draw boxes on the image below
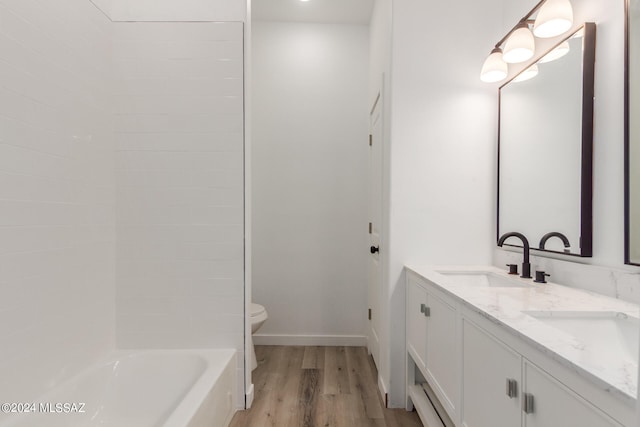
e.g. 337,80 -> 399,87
2,349 -> 237,427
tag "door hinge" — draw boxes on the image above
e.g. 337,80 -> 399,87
368,308 -> 372,320
369,134 -> 373,146
368,222 -> 372,234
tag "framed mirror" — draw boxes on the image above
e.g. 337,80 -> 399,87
626,1 -> 640,265
498,23 -> 596,257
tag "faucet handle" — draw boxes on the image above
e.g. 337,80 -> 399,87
534,270 -> 550,283
506,264 -> 518,275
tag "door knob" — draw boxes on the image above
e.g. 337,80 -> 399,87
370,246 -> 379,254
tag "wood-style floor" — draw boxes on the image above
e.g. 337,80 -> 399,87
229,346 -> 423,427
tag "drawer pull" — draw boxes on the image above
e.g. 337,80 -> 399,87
523,393 -> 534,414
505,378 -> 518,398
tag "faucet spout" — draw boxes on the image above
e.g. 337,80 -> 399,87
539,232 -> 571,252
498,232 -> 532,279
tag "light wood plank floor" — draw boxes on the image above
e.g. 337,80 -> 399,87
230,346 -> 423,427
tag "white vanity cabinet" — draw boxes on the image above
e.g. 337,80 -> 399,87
405,268 -> 633,427
407,272 -> 460,422
461,317 -> 622,427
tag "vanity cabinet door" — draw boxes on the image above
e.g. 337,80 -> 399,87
461,318 -> 521,427
424,290 -> 459,418
522,361 -> 623,427
407,279 -> 428,369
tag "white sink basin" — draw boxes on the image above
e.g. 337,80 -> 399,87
524,310 -> 639,369
436,270 -> 529,288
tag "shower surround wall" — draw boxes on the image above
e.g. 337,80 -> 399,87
112,21 -> 245,400
0,0 -> 115,410
0,0 -> 247,410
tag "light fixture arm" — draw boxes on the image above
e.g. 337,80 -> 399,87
492,0 -> 546,50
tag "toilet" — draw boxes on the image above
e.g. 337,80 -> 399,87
250,303 -> 268,370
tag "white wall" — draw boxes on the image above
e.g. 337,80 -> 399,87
495,0 -> 640,302
112,21 -> 246,402
90,0 -> 113,17
107,0 -> 245,22
251,21 -> 370,345
0,0 -> 115,410
385,0 -> 504,406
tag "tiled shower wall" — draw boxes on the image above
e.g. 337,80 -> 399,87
0,1 -> 246,406
112,21 -> 245,394
0,0 -> 115,408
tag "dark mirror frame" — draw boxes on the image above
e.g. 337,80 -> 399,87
625,1 -> 639,265
497,23 -> 596,257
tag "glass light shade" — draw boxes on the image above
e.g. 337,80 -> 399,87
533,0 -> 573,38
480,48 -> 508,83
539,41 -> 570,63
512,64 -> 539,82
503,25 -> 535,64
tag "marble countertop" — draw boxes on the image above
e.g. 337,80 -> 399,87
405,264 -> 640,403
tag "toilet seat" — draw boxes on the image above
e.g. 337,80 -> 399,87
251,303 -> 266,318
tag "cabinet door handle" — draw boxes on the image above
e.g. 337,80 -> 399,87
505,378 -> 518,398
419,304 -> 430,317
522,393 -> 534,414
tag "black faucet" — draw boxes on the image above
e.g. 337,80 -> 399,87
498,232 -> 532,279
539,232 -> 571,253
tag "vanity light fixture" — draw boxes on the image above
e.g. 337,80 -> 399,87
538,40 -> 570,63
480,47 -> 508,83
480,0 -> 574,83
503,22 -> 536,64
533,0 -> 574,38
512,64 -> 539,82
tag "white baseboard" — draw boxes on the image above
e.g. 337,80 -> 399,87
252,334 -> 367,347
245,383 -> 254,409
378,375 -> 388,407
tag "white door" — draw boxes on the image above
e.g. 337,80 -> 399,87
368,91 -> 383,368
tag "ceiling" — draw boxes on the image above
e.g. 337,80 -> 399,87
252,0 -> 374,25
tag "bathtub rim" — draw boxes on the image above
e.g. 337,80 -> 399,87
0,348 -> 237,427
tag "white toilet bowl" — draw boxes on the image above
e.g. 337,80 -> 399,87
250,303 -> 268,370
